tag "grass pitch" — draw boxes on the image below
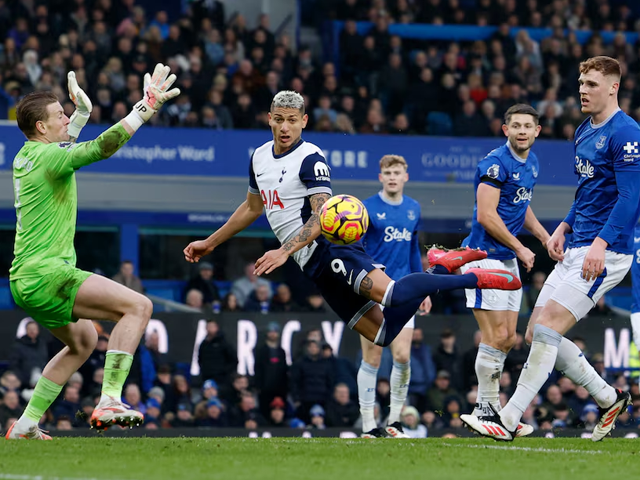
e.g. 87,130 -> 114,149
1,437 -> 639,480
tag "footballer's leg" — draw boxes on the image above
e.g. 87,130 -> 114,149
463,301 -> 573,440
6,319 -> 97,440
471,309 -> 515,417
358,268 -> 521,346
358,336 -> 387,438
385,326 -> 412,438
73,274 -> 153,430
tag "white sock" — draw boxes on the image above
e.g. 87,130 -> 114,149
358,360 -> 379,432
474,343 -> 507,415
500,325 -> 562,431
555,336 -> 617,408
631,313 -> 640,354
388,360 -> 410,424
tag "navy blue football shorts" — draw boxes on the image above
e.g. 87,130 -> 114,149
304,239 -> 384,327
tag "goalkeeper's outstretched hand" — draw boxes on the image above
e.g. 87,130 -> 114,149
67,71 -> 92,140
68,71 -> 93,115
138,63 -> 180,116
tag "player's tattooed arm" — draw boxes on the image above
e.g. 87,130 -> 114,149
254,193 -> 329,276
281,193 -> 330,254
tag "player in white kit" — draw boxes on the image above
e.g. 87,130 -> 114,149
183,92 -> 521,421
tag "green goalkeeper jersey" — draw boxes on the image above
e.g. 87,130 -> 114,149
10,124 -> 130,279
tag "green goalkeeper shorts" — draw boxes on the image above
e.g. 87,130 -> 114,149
10,264 -> 93,330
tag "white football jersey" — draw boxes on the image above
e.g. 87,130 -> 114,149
249,139 -> 332,269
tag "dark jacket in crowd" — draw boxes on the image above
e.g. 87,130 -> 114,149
184,276 -> 221,305
9,335 -> 49,386
198,332 -> 238,388
325,399 -> 360,427
290,354 -> 335,405
254,343 -> 288,399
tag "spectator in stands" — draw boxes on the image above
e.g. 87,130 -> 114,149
198,320 -> 238,398
405,328 -> 437,412
462,330 -> 482,394
229,391 -> 266,428
306,404 -> 325,429
145,331 -> 168,372
454,99 -> 490,136
184,262 -> 221,310
401,406 -> 427,438
325,383 -> 359,428
53,384 -> 82,426
303,293 -> 327,313
244,284 -> 272,313
504,331 -> 529,381
0,391 -> 23,428
124,384 -> 146,415
168,403 -> 195,428
433,329 -> 462,389
222,292 -> 242,312
322,343 -> 357,399
0,371 -> 21,398
291,340 -> 334,423
195,397 -> 228,427
426,370 -> 462,413
254,321 -> 288,418
268,396 -> 288,427
9,320 -> 48,388
232,262 -> 273,308
165,374 -> 193,414
185,289 -> 205,311
226,374 -> 249,407
269,284 -> 299,312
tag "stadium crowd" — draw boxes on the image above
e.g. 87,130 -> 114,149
1,292 -> 635,436
0,0 -> 638,138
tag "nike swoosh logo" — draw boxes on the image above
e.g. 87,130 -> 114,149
347,270 -> 353,285
489,272 -> 514,282
256,173 -> 265,177
452,256 -> 463,261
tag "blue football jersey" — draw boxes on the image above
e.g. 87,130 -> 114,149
362,192 -> 422,280
631,225 -> 640,314
462,142 -> 539,260
566,110 -> 640,254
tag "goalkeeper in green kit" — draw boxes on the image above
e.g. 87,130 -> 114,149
5,64 -> 180,440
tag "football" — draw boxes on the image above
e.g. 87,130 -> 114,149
319,194 -> 369,245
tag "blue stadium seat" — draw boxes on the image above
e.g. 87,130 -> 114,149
0,283 -> 13,309
426,112 -> 453,136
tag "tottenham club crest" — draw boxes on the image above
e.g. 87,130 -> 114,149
407,210 -> 416,221
487,164 -> 500,179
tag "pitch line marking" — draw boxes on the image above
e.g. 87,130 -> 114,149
444,444 -> 606,455
0,474 -> 122,480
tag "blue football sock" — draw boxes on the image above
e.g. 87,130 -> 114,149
382,272 -> 477,308
374,272 -> 478,346
427,265 -> 450,275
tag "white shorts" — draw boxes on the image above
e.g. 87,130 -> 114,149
534,246 -> 632,321
379,305 -> 414,329
460,258 -> 522,312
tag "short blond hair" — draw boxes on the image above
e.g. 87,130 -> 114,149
379,154 -> 408,171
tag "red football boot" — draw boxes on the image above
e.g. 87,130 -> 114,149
465,268 -> 522,290
427,245 -> 487,272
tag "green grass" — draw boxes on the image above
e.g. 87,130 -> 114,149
1,437 -> 639,480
